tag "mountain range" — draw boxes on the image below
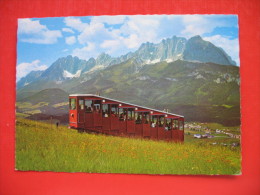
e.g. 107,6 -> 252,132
16,35 -> 240,126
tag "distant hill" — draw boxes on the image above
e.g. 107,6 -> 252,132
21,88 -> 68,104
17,88 -> 69,116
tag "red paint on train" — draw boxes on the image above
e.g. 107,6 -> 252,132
69,94 -> 184,142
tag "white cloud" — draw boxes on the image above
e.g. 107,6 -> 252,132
72,15 -> 162,58
17,60 -> 48,81
91,15 -> 126,25
65,36 -> 76,45
72,42 -> 98,60
179,15 -> 233,38
120,15 -> 160,42
21,31 -> 62,44
18,19 -> 47,34
18,18 -> 62,44
62,28 -> 74,34
122,34 -> 139,48
203,35 -> 240,65
64,17 -> 88,32
100,39 -> 124,55
101,39 -> 121,49
181,15 -> 217,37
78,22 -> 114,45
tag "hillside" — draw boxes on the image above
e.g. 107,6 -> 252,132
16,60 -> 240,125
16,118 -> 241,175
16,88 -> 69,116
69,60 -> 240,125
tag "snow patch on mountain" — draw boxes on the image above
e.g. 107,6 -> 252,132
137,75 -> 151,81
195,74 -> 205,79
89,65 -> 105,72
165,77 -> 178,81
145,59 -> 160,64
24,82 -> 30,86
63,70 -> 81,79
165,58 -> 174,63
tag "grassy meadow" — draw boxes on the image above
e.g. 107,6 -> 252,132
16,118 -> 241,175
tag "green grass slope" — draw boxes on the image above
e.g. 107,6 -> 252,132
16,88 -> 69,116
16,118 -> 241,175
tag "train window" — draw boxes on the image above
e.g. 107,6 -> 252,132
165,118 -> 172,130
85,100 -> 93,113
143,113 -> 149,124
151,115 -> 157,128
159,116 -> 164,127
70,98 -> 76,110
127,109 -> 134,121
135,112 -> 142,124
173,119 -> 178,130
119,108 -> 126,121
111,105 -> 118,117
102,104 -> 110,117
93,101 -> 101,113
79,100 -> 84,110
179,120 -> 184,130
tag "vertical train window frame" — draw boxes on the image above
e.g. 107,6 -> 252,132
85,100 -> 93,113
79,99 -> 84,110
70,98 -> 76,110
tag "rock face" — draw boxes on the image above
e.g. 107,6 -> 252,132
39,55 -> 94,81
133,36 -> 186,62
17,70 -> 44,89
182,36 -> 236,65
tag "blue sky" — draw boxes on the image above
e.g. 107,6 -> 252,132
17,15 -> 239,81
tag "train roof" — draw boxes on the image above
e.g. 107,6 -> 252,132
69,94 -> 184,118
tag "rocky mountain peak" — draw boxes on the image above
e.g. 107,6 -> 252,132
95,53 -> 112,66
17,35 -> 237,90
183,35 -> 236,65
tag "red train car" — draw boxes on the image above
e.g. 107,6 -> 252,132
69,94 -> 184,142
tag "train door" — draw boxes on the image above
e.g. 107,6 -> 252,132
150,115 -> 158,139
118,108 -> 127,135
127,108 -> 135,136
69,97 -> 77,128
102,104 -> 110,133
110,104 -> 119,134
172,119 -> 179,141
77,99 -> 85,128
135,111 -> 143,137
165,118 -> 172,141
93,100 -> 102,129
142,112 -> 150,138
157,115 -> 165,140
85,99 -> 94,129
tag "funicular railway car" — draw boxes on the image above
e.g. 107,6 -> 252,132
69,94 -> 184,142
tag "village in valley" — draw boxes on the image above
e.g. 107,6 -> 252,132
184,122 -> 240,147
